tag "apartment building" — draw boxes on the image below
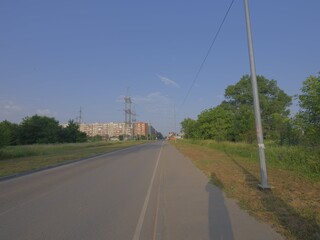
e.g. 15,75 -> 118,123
79,122 -> 133,138
134,122 -> 149,137
79,123 -> 110,138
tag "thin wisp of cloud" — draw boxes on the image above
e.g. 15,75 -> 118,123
157,75 -> 180,88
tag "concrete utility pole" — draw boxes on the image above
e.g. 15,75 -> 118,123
244,0 -> 270,189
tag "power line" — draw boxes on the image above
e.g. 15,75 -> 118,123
179,0 -> 236,109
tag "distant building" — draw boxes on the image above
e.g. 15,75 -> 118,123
79,122 -> 134,139
134,122 -> 148,137
79,123 -> 110,139
167,132 -> 182,140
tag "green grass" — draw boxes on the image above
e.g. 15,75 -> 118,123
184,139 -> 320,181
0,141 -> 146,177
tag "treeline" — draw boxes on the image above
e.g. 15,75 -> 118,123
0,115 -> 87,147
181,73 -> 320,146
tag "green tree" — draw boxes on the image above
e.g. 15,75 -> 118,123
180,118 -> 197,139
196,106 -> 234,141
0,120 -> 19,147
61,120 -> 87,143
278,117 -> 303,145
118,135 -> 124,141
297,73 -> 320,145
88,135 -> 103,142
222,103 -> 255,142
135,135 -> 146,140
224,75 -> 292,142
19,115 -> 61,144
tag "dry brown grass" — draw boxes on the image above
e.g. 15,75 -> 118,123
173,140 -> 320,240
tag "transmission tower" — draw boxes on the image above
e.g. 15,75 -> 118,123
132,104 -> 137,140
79,107 -> 82,124
124,90 -> 132,138
76,107 -> 82,124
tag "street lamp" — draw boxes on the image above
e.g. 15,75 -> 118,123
244,0 -> 270,189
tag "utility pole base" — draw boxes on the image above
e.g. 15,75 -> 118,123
258,184 -> 271,190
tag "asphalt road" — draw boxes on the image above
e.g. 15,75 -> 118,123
0,141 -> 283,240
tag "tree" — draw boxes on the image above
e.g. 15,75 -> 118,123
0,121 -> 19,147
224,75 -> 292,142
61,120 -> 87,143
118,135 -> 124,141
88,135 -> 103,142
180,118 -> 197,139
278,117 -> 303,145
297,73 -> 320,145
19,115 -> 61,144
135,135 -> 146,140
221,103 -> 256,142
196,106 -> 234,141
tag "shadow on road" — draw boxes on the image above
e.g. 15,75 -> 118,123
206,175 -> 234,240
225,152 -> 320,240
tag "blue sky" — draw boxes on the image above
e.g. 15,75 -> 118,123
1,0 -> 319,135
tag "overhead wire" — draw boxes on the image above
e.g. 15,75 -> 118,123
179,0 -> 236,109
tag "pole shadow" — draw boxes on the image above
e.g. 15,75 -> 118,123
206,173 -> 234,240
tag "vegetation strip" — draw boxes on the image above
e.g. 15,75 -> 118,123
0,141 -> 146,178
173,140 -> 320,240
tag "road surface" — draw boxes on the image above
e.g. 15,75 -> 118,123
0,141 -> 283,240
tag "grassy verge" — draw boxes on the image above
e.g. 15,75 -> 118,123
173,140 -> 320,240
186,139 -> 320,181
0,141 -> 146,177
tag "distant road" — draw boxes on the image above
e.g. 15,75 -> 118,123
0,141 -> 282,240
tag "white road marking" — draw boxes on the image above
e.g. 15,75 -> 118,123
132,142 -> 164,240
